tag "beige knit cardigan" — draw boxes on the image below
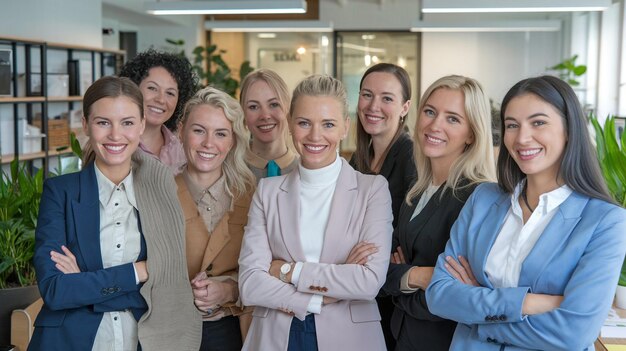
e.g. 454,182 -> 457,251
132,151 -> 202,350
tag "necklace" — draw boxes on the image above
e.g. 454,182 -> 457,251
521,183 -> 535,212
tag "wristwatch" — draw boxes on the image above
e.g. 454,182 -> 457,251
279,262 -> 292,283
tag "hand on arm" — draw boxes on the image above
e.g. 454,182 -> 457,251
390,245 -> 406,264
133,261 -> 149,283
346,241 -> 378,265
50,245 -> 81,273
445,255 -> 479,287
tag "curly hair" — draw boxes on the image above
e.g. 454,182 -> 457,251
119,49 -> 198,131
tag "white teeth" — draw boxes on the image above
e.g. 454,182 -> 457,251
258,124 -> 276,130
149,106 -> 165,113
519,149 -> 541,156
198,151 -> 217,159
305,145 -> 325,151
104,145 -> 125,151
426,135 -> 444,144
366,115 -> 383,122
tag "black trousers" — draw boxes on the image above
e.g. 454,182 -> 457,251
199,315 -> 242,351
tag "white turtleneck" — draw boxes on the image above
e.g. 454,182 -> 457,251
291,154 -> 342,314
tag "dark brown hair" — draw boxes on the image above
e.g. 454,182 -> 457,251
498,75 -> 613,203
352,63 -> 412,174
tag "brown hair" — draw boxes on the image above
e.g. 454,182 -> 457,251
352,63 -> 412,174
82,76 -> 143,164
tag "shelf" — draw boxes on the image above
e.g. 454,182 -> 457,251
0,96 -> 46,104
0,149 -> 74,164
48,96 -> 82,102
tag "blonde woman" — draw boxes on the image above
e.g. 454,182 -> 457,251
176,87 -> 256,350
382,75 -> 496,350
239,75 -> 392,351
240,69 -> 298,179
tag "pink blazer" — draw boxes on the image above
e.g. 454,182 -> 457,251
238,159 -> 392,351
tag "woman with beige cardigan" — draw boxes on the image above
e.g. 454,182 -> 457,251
30,76 -> 201,351
176,86 -> 256,350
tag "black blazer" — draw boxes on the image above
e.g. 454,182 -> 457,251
382,181 -> 479,351
350,132 -> 416,228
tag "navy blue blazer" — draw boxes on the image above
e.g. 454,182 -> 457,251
29,162 -> 147,351
426,183 -> 626,350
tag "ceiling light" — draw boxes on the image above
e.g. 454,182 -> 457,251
257,33 -> 277,39
145,0 -> 307,15
421,0 -> 611,13
207,20 -> 333,32
411,20 -> 562,32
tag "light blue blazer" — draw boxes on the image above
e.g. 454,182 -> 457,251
426,183 -> 626,351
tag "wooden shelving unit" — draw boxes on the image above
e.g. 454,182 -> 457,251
0,36 -> 124,175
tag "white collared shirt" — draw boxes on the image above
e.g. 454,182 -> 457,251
485,182 -> 572,288
291,154 -> 342,314
92,164 -> 141,351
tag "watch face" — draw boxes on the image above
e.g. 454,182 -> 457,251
281,263 -> 291,274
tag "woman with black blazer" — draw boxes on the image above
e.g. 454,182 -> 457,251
382,75 -> 496,350
349,63 -> 415,349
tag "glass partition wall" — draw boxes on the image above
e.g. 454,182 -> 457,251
335,31 -> 420,155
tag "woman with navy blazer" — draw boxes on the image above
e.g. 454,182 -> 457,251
426,76 -> 626,350
382,75 -> 496,350
239,75 -> 392,350
29,76 -> 201,351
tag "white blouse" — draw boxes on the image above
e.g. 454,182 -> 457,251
92,164 -> 141,351
485,182 -> 572,288
291,155 -> 342,314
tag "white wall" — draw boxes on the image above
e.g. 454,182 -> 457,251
596,2 -> 622,120
320,0 -> 419,30
0,0 -> 102,47
420,31 -> 561,105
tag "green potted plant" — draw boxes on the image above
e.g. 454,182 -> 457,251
590,115 -> 626,308
548,54 -> 587,87
165,38 -> 254,96
0,160 -> 43,346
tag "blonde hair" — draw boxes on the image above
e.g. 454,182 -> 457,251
179,87 -> 256,200
240,69 -> 293,151
406,75 -> 496,204
290,75 -> 348,119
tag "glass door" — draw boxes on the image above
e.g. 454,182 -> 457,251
335,31 -> 420,155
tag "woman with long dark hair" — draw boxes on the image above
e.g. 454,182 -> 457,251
426,75 -> 626,350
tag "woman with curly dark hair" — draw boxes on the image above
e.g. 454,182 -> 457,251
119,49 -> 198,174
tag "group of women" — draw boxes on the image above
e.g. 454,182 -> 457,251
28,47 -> 626,351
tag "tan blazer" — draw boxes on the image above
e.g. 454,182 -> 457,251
238,159 -> 392,351
175,175 -> 253,338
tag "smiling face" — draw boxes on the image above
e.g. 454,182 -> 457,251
503,93 -> 567,183
83,96 -> 145,181
357,72 -> 410,142
139,66 -> 179,128
417,88 -> 474,169
243,80 -> 288,145
290,95 -> 349,169
182,104 -> 234,183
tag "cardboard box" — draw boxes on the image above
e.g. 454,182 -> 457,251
33,118 -> 69,150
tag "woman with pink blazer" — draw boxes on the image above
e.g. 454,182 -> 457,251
238,75 -> 392,351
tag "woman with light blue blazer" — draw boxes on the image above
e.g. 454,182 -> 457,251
426,75 -> 626,350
